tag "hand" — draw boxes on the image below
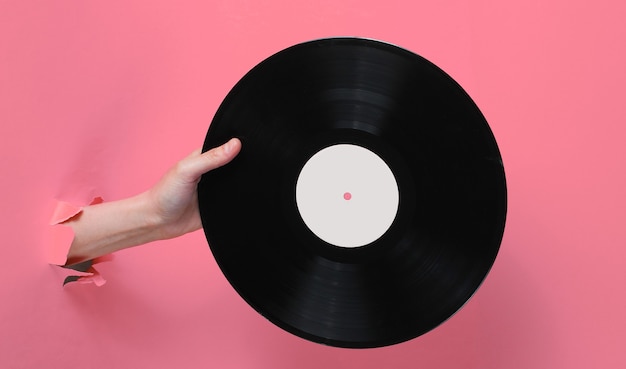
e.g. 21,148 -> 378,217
63,138 -> 242,264
148,138 -> 242,240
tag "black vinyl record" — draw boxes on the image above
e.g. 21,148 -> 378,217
198,38 -> 506,348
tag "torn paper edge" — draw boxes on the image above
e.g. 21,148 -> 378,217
47,197 -> 110,286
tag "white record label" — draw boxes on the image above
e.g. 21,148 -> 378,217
295,144 -> 399,248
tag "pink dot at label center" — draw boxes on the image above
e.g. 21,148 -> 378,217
343,192 -> 352,201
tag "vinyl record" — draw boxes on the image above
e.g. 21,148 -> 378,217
198,38 -> 506,348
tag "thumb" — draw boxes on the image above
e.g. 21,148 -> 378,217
182,138 -> 242,181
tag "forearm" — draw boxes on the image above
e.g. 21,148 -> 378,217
64,192 -> 163,265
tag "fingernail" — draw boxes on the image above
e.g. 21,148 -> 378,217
223,139 -> 234,154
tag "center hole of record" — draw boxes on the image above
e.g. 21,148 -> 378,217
295,144 -> 399,248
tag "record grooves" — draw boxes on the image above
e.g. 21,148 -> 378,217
198,38 -> 506,348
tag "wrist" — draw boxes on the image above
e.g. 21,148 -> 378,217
135,191 -> 168,231
141,190 -> 199,241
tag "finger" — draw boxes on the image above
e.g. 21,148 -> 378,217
180,138 -> 242,180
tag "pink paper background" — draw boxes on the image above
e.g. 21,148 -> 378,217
2,0 -> 625,367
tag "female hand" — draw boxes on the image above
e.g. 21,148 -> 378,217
148,138 -> 242,240
64,138 -> 242,265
